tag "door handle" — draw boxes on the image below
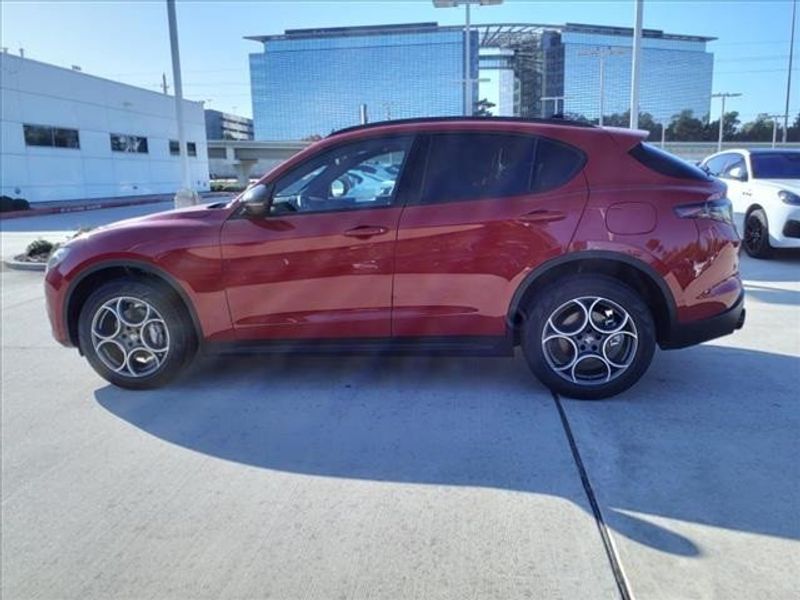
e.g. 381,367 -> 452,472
516,210 -> 566,224
343,225 -> 389,238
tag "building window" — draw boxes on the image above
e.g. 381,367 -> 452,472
187,142 -> 197,157
169,140 -> 180,156
110,133 -> 148,154
23,124 -> 80,149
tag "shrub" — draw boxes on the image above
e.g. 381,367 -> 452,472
11,198 -> 29,211
25,239 -> 55,258
0,196 -> 14,212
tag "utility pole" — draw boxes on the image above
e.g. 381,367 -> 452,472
161,72 -> 169,95
711,92 -> 742,152
784,0 -> 797,142
579,47 -> 628,126
167,0 -> 196,207
767,114 -> 787,148
629,0 -> 644,129
359,103 -> 368,125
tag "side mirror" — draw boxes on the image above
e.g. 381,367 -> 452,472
727,166 -> 748,182
241,183 -> 271,217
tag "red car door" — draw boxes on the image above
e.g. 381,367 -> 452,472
392,132 -> 589,338
220,135 -> 414,340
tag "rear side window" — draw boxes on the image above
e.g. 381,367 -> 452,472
419,133 -> 584,204
630,143 -> 709,181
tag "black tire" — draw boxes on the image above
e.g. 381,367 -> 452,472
78,278 -> 196,389
521,275 -> 656,400
742,208 -> 772,259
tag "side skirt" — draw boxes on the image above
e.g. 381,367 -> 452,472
203,336 -> 515,357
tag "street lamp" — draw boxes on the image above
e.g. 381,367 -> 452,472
578,46 -> 628,126
433,0 -> 503,116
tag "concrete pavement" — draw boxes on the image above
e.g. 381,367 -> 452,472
1,215 -> 798,598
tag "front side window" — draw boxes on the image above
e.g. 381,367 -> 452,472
418,133 -> 584,205
270,136 -> 412,215
702,154 -> 735,177
169,140 -> 180,156
720,156 -> 748,180
187,142 -> 197,157
110,134 -> 148,154
24,124 -> 80,149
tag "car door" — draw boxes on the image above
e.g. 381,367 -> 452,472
392,131 -> 589,338
220,135 -> 414,340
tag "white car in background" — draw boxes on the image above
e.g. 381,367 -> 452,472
699,149 -> 800,258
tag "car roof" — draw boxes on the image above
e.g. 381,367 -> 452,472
709,148 -> 800,156
328,116 -> 595,137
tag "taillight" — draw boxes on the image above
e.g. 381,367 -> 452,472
674,196 -> 734,225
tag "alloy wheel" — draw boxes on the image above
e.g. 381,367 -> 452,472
90,296 -> 170,378
541,296 -> 638,386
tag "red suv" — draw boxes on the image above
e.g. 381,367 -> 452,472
44,117 -> 745,399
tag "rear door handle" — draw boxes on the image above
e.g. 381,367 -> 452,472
516,210 -> 566,224
343,225 -> 389,238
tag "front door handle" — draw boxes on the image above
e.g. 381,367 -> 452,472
343,225 -> 389,238
516,210 -> 566,224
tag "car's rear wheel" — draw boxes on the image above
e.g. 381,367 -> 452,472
78,278 -> 196,389
521,275 -> 656,400
743,208 -> 772,259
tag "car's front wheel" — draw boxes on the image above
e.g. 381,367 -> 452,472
521,275 -> 656,400
78,278 -> 196,389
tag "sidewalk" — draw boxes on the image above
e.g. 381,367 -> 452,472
0,191 -> 234,220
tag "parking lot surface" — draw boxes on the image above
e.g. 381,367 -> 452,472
1,207 -> 798,599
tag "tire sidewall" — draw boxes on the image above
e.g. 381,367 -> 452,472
78,279 -> 193,389
521,275 -> 656,400
743,209 -> 772,259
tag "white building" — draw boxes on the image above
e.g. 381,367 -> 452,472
0,53 -> 209,203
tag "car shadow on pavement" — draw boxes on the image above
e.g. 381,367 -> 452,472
739,250 -> 800,282
95,345 -> 799,558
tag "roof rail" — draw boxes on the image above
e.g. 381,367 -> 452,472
328,116 -> 595,137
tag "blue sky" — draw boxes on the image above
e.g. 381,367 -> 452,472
2,0 -> 797,123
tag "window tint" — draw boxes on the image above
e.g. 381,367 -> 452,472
169,140 -> 180,156
187,142 -> 197,157
110,134 -> 148,154
630,143 -> 709,181
23,124 -> 80,149
419,133 -> 584,205
270,136 -> 412,215
750,152 -> 800,179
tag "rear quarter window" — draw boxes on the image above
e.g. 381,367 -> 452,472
630,143 -> 710,181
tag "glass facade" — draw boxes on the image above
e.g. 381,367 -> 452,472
554,29 -> 713,124
248,22 -> 713,139
249,24 -> 477,140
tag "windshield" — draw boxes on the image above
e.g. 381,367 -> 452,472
750,152 -> 800,179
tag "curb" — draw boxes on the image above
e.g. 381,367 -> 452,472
3,259 -> 46,272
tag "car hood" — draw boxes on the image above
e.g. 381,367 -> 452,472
91,202 -> 233,233
753,178 -> 800,192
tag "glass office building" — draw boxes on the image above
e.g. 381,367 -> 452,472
248,23 -> 477,140
248,22 -> 713,140
548,23 -> 714,124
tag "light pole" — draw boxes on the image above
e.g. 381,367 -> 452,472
433,0 -> 503,116
166,0 -> 197,207
784,0 -> 797,142
578,46 -> 628,126
629,0 -> 644,128
711,92 -> 742,152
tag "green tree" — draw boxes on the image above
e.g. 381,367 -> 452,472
666,110 -> 710,142
737,114 -> 774,142
475,98 -> 495,117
